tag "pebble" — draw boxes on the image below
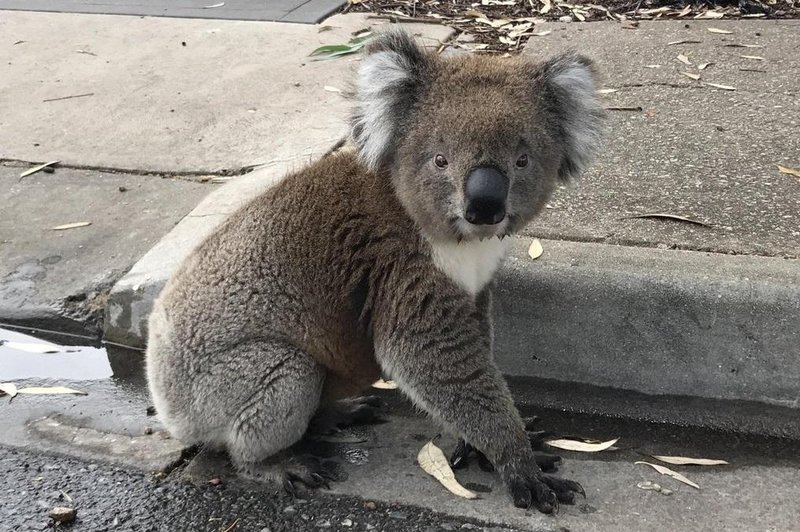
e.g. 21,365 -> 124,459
341,518 -> 353,527
389,511 -> 408,520
282,505 -> 296,514
315,519 -> 331,528
48,506 -> 76,524
363,501 -> 376,510
558,15 -> 573,22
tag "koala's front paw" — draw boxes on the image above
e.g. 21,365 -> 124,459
502,456 -> 584,513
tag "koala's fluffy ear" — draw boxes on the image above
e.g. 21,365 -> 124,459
352,30 -> 430,172
538,52 -> 605,182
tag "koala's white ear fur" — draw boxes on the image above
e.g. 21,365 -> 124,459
540,53 -> 605,181
352,30 -> 428,172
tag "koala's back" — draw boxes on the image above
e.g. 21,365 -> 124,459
147,150 -> 415,443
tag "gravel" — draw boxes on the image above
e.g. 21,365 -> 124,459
0,446 -> 521,532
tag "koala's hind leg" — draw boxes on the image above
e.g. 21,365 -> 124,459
224,341 -> 330,491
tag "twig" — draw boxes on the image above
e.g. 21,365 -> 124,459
366,14 -> 450,24
43,92 -> 95,103
221,519 -> 240,532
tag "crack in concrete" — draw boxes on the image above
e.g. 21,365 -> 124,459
0,158 -> 257,179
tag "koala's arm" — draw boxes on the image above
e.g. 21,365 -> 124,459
372,268 -> 534,482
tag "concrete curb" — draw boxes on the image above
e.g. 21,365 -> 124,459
495,239 -> 800,410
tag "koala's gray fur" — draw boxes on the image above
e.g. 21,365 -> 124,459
146,29 -> 603,513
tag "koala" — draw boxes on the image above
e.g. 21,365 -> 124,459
146,29 -> 603,513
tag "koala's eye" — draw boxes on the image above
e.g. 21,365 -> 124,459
434,154 -> 448,169
515,154 -> 529,168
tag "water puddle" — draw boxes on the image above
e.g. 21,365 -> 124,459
0,326 -> 141,382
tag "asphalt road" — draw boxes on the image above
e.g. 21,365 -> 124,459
0,446 -> 516,532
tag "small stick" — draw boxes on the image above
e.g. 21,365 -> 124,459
43,92 -> 94,103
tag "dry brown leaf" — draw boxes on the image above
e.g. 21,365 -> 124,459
540,0 -> 552,14
0,383 -> 19,398
639,6 -> 670,14
636,461 -> 700,489
652,455 -> 729,466
499,35 -> 516,45
676,54 -> 691,65
52,222 -> 91,230
667,39 -> 701,46
17,386 -> 87,396
682,72 -> 701,80
777,165 -> 800,178
528,239 -> 543,260
597,88 -> 619,94
724,43 -> 763,48
644,64 -> 661,68
324,85 -> 342,94
371,378 -> 398,389
697,62 -> 712,70
19,160 -> 59,179
573,10 -> 586,21
707,28 -> 733,34
1,341 -> 60,353
530,30 -> 552,36
545,438 -> 619,452
418,441 -> 478,499
740,55 -> 765,60
696,10 -> 724,19
625,213 -> 710,226
704,82 -> 736,91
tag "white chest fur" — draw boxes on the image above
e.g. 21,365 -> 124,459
429,237 -> 511,296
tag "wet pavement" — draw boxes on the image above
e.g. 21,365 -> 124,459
0,163 -> 213,338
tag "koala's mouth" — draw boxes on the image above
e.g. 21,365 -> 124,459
453,216 -> 510,241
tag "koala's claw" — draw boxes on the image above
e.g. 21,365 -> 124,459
541,473 -> 585,502
509,473 -> 583,514
510,476 -> 559,513
281,456 -> 343,497
505,458 -> 583,514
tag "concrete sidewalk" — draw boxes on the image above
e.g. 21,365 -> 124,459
524,19 -> 800,258
0,11 -> 451,173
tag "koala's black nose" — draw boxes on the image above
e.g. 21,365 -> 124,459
464,166 -> 508,225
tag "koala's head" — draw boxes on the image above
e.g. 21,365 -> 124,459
352,30 -> 604,241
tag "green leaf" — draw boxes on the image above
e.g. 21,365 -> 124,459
309,33 -> 373,59
309,44 -> 354,56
